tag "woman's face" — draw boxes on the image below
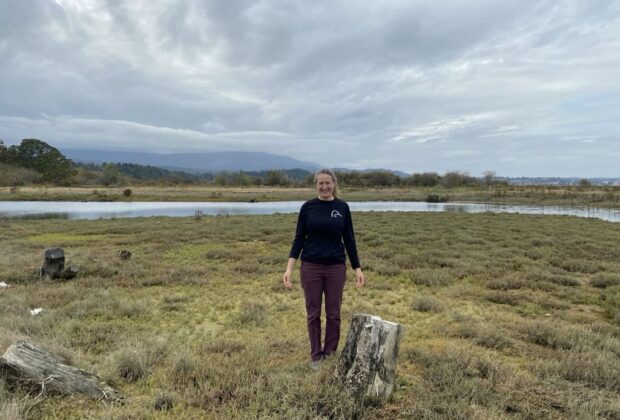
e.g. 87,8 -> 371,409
316,173 -> 335,200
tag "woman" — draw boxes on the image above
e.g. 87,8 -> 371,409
282,168 -> 365,370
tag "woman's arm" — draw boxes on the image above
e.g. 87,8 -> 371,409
282,257 -> 296,289
283,205 -> 307,289
342,204 -> 361,270
342,204 -> 365,287
288,205 -> 307,261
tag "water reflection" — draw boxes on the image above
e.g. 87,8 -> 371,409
0,201 -> 619,222
443,205 -> 469,214
11,213 -> 70,220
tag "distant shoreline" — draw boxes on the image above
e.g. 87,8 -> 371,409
1,185 -> 619,208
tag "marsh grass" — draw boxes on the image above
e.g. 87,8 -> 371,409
402,343 -> 511,418
1,211 -> 620,418
539,350 -> 620,391
3,185 -> 620,208
237,301 -> 267,326
409,268 -> 454,287
453,322 -> 515,350
0,374 -> 34,420
153,391 -> 175,411
591,272 -> 620,288
412,295 -> 445,313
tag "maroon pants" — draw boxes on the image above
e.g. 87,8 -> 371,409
300,261 -> 346,361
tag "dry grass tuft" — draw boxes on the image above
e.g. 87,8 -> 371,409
409,268 -> 454,287
591,272 -> 620,288
153,391 -> 174,411
486,291 -> 523,306
412,295 -> 445,313
539,350 -> 620,391
114,348 -> 148,382
455,323 -> 515,350
237,302 -> 267,326
201,340 -> 246,356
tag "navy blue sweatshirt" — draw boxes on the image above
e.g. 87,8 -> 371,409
289,198 -> 361,269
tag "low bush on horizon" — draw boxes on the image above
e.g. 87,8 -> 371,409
1,212 -> 619,418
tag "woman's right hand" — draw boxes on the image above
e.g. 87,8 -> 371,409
282,269 -> 293,289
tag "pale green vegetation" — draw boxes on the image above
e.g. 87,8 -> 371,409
2,184 -> 620,207
1,212 -> 619,419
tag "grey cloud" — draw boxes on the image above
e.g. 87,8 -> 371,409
1,0 -> 619,176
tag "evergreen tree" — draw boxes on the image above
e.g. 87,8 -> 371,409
11,139 -> 75,183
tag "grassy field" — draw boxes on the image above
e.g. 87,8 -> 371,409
1,184 -> 620,207
1,211 -> 620,419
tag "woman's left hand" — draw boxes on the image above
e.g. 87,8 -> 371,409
355,268 -> 365,288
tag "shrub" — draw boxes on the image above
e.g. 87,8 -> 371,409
117,300 -> 148,318
519,319 -> 620,355
0,162 -> 42,186
169,354 -> 196,385
540,350 -> 620,391
111,339 -> 168,383
486,276 -> 525,290
373,263 -> 400,276
115,349 -> 147,382
486,292 -> 522,306
163,294 -> 190,304
153,392 -> 174,411
201,340 -> 245,356
409,269 -> 454,287
551,257 -> 602,274
547,275 -> 581,287
425,194 -> 447,203
591,273 -> 620,288
232,261 -> 264,275
403,344 -> 509,416
455,323 -> 514,350
238,302 -> 266,326
412,295 -> 445,313
601,287 -> 620,324
0,399 -> 27,420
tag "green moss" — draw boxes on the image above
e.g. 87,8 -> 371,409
26,232 -> 108,243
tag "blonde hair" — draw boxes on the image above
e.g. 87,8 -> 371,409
314,168 -> 338,197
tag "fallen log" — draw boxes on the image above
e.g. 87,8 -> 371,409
336,313 -> 403,404
0,341 -> 122,401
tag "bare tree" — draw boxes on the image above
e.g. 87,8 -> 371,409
483,170 -> 496,188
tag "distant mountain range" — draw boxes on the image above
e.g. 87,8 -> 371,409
62,149 -> 320,173
61,149 -> 619,185
332,167 -> 411,177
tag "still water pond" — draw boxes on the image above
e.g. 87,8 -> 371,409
1,201 -> 619,222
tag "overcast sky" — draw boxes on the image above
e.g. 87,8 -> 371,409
1,0 -> 619,176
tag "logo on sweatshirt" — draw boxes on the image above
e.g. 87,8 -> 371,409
331,210 -> 343,218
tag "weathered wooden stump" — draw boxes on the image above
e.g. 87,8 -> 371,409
0,341 -> 122,401
118,250 -> 132,260
40,248 -> 79,279
41,248 -> 65,278
336,314 -> 403,404
61,266 -> 79,280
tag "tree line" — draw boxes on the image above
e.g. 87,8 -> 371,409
1,138 -> 503,188
1,139 -> 75,184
